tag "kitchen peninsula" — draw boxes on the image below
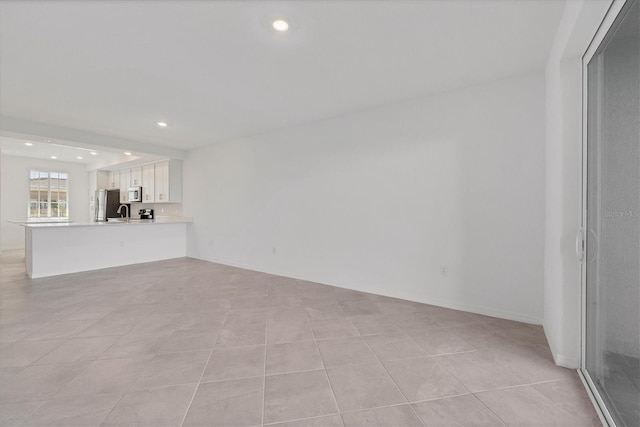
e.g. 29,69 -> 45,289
22,218 -> 192,278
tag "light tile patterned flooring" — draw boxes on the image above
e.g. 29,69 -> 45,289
0,250 -> 600,426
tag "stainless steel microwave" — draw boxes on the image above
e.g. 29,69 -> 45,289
127,186 -> 142,202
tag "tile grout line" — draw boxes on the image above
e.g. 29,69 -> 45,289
404,323 -> 479,354
427,356 -> 473,395
359,334 -> 427,427
15,336 -> 74,368
93,353 -> 157,426
14,399 -> 48,427
263,411 -> 341,427
436,352 -> 519,427
420,342 -> 509,426
471,376 -> 576,394
470,390 -> 509,426
303,309 -> 342,423
329,395 -> 472,419
192,364 -> 326,383
28,336 -> 121,367
24,335 -> 115,410
14,320 -> 57,341
178,310 -> 230,427
525,380 -> 591,421
21,313 -> 102,340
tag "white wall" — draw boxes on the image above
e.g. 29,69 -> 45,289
0,154 -> 89,250
184,73 -> 546,324
543,0 -> 611,368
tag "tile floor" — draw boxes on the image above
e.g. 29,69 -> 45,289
0,250 -> 601,426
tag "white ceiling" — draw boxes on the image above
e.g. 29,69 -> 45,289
0,135 -> 165,170
0,136 -> 125,167
0,0 -> 565,151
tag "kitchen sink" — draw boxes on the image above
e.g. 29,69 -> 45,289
106,218 -> 148,223
106,218 -> 126,222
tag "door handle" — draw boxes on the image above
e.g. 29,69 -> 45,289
587,228 -> 599,263
576,228 -> 585,262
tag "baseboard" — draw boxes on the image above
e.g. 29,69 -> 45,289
404,296 -> 542,325
543,325 -> 580,369
189,254 -> 543,326
554,353 -> 580,369
0,245 -> 25,252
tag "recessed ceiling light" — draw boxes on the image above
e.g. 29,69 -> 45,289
24,142 -> 33,146
124,151 -> 132,156
90,151 -> 98,155
50,156 -> 57,159
76,156 -> 83,160
272,19 -> 289,32
157,121 -> 168,127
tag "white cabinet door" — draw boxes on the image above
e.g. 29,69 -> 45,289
142,164 -> 155,203
151,160 -> 182,203
130,167 -> 142,187
107,171 -> 119,189
119,170 -> 130,203
154,161 -> 169,202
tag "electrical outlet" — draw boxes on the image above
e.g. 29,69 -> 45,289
272,247 -> 276,255
209,240 -> 213,246
440,266 -> 447,276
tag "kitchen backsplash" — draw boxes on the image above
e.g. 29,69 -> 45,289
129,202 -> 182,217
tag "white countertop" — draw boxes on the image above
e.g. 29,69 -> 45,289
8,218 -> 74,224
16,217 -> 192,228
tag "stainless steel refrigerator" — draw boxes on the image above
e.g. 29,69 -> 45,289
94,189 -> 121,222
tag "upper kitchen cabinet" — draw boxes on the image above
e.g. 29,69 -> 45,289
119,170 -> 130,203
154,160 -> 182,203
89,170 -> 108,202
95,159 -> 182,204
130,166 -> 142,187
107,171 -> 119,189
142,164 -> 155,203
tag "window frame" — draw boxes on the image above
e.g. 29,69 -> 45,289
27,169 -> 70,219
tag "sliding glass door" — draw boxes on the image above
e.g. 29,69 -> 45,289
583,0 -> 639,426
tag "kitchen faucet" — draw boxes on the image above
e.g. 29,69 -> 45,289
117,204 -> 129,222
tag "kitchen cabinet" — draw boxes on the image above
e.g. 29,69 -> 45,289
154,160 -> 182,203
119,170 -> 130,203
142,164 -> 155,203
24,220 -> 191,278
107,171 -> 119,190
96,160 -> 182,206
130,167 -> 142,187
154,161 -> 169,202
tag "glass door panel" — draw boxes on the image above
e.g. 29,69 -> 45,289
584,1 -> 640,426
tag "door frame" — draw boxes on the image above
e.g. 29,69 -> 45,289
579,0 -> 633,425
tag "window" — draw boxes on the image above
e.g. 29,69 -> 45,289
28,170 -> 69,218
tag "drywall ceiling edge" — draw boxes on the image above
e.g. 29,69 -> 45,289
566,0 -> 613,59
0,116 -> 187,160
